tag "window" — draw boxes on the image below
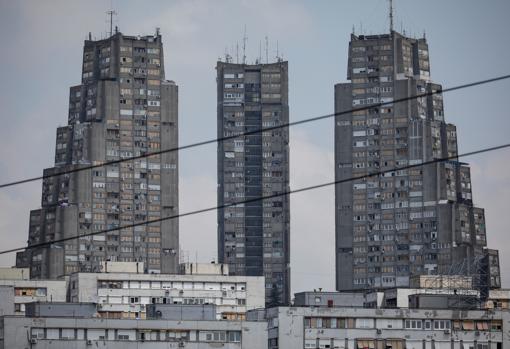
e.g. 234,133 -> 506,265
31,328 -> 45,339
118,330 -> 135,340
433,320 -> 450,330
61,329 -> 75,340
405,319 -> 423,329
356,318 -> 374,329
228,331 -> 241,342
46,328 -> 59,339
88,329 -> 106,340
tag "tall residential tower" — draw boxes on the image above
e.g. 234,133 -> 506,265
17,31 -> 179,278
334,31 -> 500,291
216,61 -> 290,305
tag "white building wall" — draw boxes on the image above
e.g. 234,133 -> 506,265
69,272 -> 264,319
266,307 -> 507,349
0,316 -> 267,349
0,279 -> 67,315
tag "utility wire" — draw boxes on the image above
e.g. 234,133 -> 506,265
1,142 -> 508,256
0,74 -> 509,190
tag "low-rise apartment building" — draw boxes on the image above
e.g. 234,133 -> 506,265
0,315 -> 267,349
68,264 -> 264,320
248,306 -> 507,349
0,268 -> 67,315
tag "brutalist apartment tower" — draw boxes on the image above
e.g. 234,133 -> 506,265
16,31 -> 179,278
216,61 -> 290,305
335,31 -> 501,291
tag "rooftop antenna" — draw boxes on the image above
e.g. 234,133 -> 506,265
388,0 -> 394,33
242,25 -> 247,64
276,40 -> 279,60
265,36 -> 269,63
236,41 -> 239,64
106,9 -> 117,37
258,40 -> 262,64
224,46 -> 229,62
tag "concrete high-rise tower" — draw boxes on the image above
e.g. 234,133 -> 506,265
334,31 -> 500,291
216,61 -> 290,305
17,31 -> 179,278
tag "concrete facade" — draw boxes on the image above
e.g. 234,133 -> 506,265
216,61 -> 291,306
0,267 -> 30,280
294,291 -> 365,308
334,31 -> 500,291
68,271 -> 264,320
180,262 -> 229,276
365,287 -> 510,310
0,287 -> 14,316
146,304 -> 217,320
248,306 -> 508,349
17,31 -> 179,278
25,302 -> 98,318
0,278 -> 67,315
0,316 -> 267,349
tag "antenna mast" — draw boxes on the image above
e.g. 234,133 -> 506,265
388,0 -> 394,33
242,25 -> 248,64
258,40 -> 262,64
265,36 -> 269,63
106,9 -> 117,37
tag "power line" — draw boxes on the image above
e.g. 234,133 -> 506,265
2,142 -> 508,256
1,74 -> 509,190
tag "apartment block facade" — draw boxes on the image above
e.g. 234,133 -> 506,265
0,315 -> 267,349
69,270 -> 264,320
248,306 -> 507,349
17,31 -> 179,278
335,31 -> 499,290
216,61 -> 290,305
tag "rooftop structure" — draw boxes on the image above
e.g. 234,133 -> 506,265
294,291 -> 365,308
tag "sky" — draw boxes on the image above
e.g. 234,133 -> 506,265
0,0 -> 509,294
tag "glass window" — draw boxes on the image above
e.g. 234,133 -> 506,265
31,328 -> 44,339
228,331 -> 241,342
61,329 -> 75,339
46,329 -> 59,339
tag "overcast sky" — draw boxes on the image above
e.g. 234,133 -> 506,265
0,0 -> 509,293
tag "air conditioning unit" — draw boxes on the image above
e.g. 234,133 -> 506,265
376,329 -> 382,334
87,339 -> 93,345
30,339 -> 37,344
444,329 -> 450,334
178,341 -> 185,348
